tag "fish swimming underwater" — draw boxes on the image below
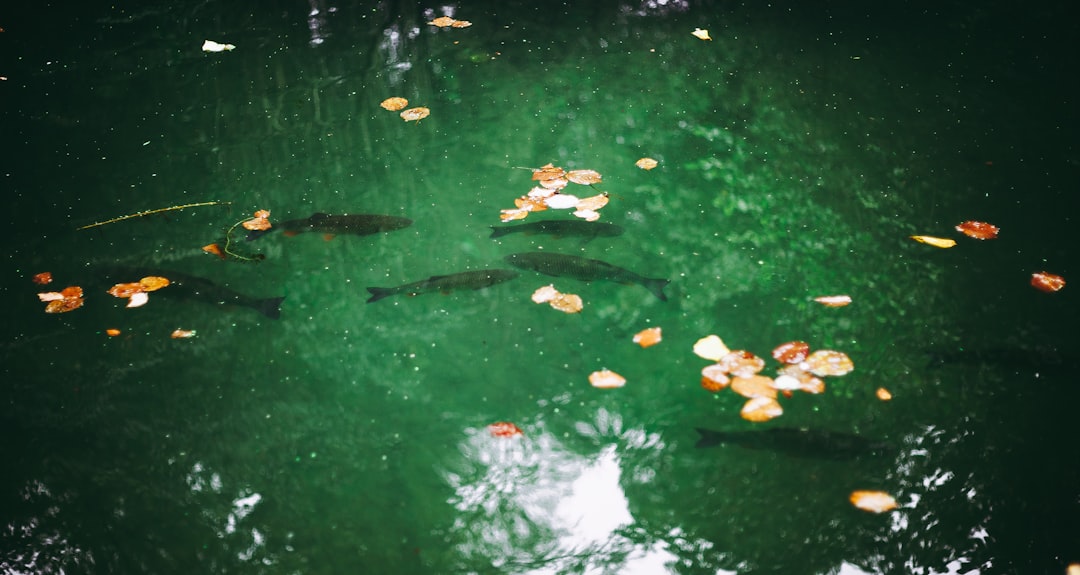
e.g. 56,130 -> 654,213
503,251 -> 669,301
693,427 -> 888,460
366,269 -> 519,303
489,220 -> 624,240
98,267 -> 285,319
245,212 -> 412,241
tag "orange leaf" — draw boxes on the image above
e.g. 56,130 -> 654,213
108,282 -> 144,299
139,276 -> 170,292
106,328 -> 122,337
849,490 -> 898,513
379,97 -> 408,111
700,364 -> 730,392
1031,271 -> 1065,293
635,157 -> 658,170
202,243 -> 225,259
771,341 -> 809,364
740,396 -> 783,422
549,292 -> 583,314
876,387 -> 893,401
731,375 -> 777,399
716,350 -> 765,378
566,169 -> 602,185
910,235 -> 956,248
488,422 -> 523,437
802,349 -> 854,377
32,271 -> 53,285
633,327 -> 662,348
242,215 -> 272,231
170,329 -> 197,339
955,220 -> 999,240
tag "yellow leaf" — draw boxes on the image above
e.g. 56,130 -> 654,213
691,28 -> 711,41
635,157 -> 658,170
910,235 -> 956,248
849,490 -> 898,513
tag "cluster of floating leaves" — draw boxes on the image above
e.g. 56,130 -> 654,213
379,97 -> 430,123
204,208 -> 273,261
693,335 -> 853,422
500,163 -> 608,222
38,285 -> 85,314
428,16 -> 472,28
107,276 -> 171,308
531,284 -> 583,313
910,220 -> 1065,292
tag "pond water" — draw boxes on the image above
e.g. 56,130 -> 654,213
2,1 -> 1078,574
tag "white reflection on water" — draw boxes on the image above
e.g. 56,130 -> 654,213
443,410 -> 676,573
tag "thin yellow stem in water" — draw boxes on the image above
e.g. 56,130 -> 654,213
77,201 -> 232,230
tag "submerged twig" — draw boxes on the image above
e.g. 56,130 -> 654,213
77,201 -> 232,230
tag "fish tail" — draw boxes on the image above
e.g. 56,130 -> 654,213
257,296 -> 285,319
489,226 -> 511,239
643,277 -> 670,301
365,287 -> 395,303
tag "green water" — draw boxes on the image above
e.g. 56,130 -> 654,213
2,1 -> 1078,574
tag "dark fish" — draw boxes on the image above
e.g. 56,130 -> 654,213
503,251 -> 669,301
99,267 -> 285,319
246,212 -> 412,241
490,220 -> 624,240
366,269 -> 519,303
694,427 -> 888,460
926,344 -> 1078,373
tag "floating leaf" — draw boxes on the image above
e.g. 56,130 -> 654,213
531,285 -> 559,303
740,396 -> 783,422
573,209 -> 601,221
531,163 -> 567,182
693,335 -> 730,361
242,209 -> 272,231
544,194 -> 580,210
633,327 -> 662,348
701,364 -> 730,392
400,107 -> 431,122
202,243 -> 226,259
717,350 -> 766,378
380,97 -> 408,111
589,369 -> 626,389
499,208 -> 529,222
127,292 -> 150,308
105,328 -> 121,337
910,235 -> 956,248
428,16 -> 471,28
635,157 -> 658,170
108,282 -> 144,299
138,276 -> 170,292
955,220 -> 999,240
772,341 -> 809,364
575,193 -> 609,211
814,295 -> 852,307
849,490 -> 898,513
32,272 -> 52,285
731,375 -> 778,399
876,387 -> 893,401
170,329 -> 197,339
202,40 -> 235,52
691,28 -> 712,41
776,365 -> 826,394
1031,271 -> 1065,293
802,349 -> 854,377
488,422 -> 523,438
549,292 -> 583,314
566,169 -> 602,185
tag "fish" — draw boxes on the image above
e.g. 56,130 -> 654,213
366,269 -> 519,303
693,427 -> 889,460
503,251 -> 669,301
489,220 -> 624,240
98,267 -> 285,319
245,212 -> 412,241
